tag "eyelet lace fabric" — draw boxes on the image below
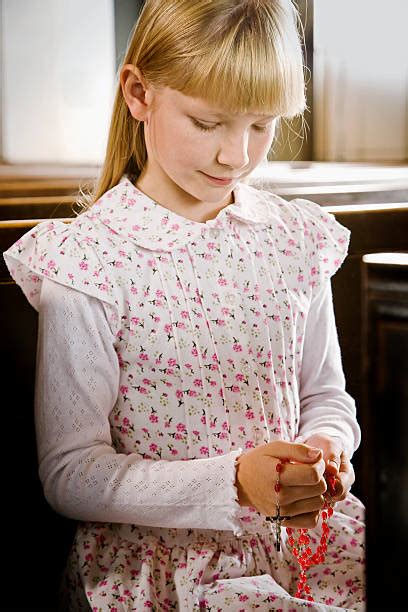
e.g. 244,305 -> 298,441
3,178 -> 365,610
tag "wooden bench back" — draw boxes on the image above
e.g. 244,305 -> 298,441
0,196 -> 77,220
0,164 -> 97,199
1,218 -> 75,608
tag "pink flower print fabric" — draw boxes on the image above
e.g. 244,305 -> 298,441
3,217 -> 118,310
3,176 -> 365,610
63,495 -> 364,610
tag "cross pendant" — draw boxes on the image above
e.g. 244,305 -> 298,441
267,507 -> 291,552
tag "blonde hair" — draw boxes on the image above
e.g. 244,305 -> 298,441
77,0 -> 306,211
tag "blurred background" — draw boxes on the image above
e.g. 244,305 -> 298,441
1,0 -> 408,166
0,1 -> 407,609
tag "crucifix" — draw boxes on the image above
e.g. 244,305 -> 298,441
266,506 -> 291,552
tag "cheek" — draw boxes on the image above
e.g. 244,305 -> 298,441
149,117 -> 190,173
251,130 -> 276,161
169,125 -> 213,168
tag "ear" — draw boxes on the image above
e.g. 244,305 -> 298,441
120,64 -> 152,121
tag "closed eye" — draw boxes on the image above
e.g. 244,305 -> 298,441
190,117 -> 273,133
253,124 -> 270,132
191,118 -> 218,132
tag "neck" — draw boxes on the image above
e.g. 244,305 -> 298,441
135,165 -> 234,223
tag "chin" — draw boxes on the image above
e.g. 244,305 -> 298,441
176,179 -> 228,202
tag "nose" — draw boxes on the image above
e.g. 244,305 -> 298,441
216,131 -> 250,171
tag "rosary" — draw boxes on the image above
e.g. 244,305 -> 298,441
265,457 -> 337,602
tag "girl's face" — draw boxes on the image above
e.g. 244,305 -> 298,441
139,87 -> 277,216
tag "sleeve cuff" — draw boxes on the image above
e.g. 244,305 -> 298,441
217,447 -> 245,537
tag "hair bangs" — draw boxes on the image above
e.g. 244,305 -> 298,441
179,43 -> 305,118
160,1 -> 306,118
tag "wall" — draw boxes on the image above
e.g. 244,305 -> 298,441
114,0 -> 144,71
1,0 -> 116,164
314,0 -> 408,162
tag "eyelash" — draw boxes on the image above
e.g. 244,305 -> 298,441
192,119 -> 269,133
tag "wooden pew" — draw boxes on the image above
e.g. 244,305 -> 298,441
0,218 -> 75,609
325,202 -> 408,503
0,163 -> 97,199
361,253 -> 408,607
0,195 -> 77,221
0,165 -> 94,220
0,163 -> 99,180
0,178 -> 93,198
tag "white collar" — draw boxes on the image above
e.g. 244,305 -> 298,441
87,176 -> 281,252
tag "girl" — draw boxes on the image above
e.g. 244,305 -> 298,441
3,0 -> 365,609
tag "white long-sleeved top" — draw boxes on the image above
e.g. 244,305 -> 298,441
35,276 -> 359,532
4,177 -> 361,537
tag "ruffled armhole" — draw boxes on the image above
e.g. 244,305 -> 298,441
290,198 -> 351,297
3,219 -> 118,312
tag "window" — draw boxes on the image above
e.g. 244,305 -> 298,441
1,0 -> 116,163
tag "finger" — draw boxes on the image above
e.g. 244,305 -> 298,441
341,455 -> 354,478
264,440 -> 323,464
329,456 -> 354,500
281,494 -> 325,518
331,476 -> 347,502
282,511 -> 320,529
279,479 -> 327,506
324,448 -> 343,476
326,456 -> 340,473
331,463 -> 355,502
303,435 -> 342,473
279,459 -> 326,486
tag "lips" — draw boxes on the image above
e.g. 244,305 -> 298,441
204,173 -> 237,180
200,172 -> 239,186
201,173 -> 234,186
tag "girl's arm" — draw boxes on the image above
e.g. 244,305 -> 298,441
295,279 -> 361,460
35,278 -> 243,534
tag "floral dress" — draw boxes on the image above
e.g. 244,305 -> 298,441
3,177 -> 365,610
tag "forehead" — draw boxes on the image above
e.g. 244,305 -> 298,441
156,86 -> 275,120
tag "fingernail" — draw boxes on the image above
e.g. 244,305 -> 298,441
328,459 -> 339,468
308,447 -> 321,457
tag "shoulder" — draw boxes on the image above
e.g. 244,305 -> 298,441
242,182 -> 347,235
3,213 -> 118,311
242,183 -> 351,293
2,178 -> 149,310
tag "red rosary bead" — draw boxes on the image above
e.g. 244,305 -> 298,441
284,466 -> 337,602
270,458 -> 337,601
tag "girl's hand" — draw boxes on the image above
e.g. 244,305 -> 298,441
330,451 -> 355,502
303,433 -> 355,502
235,440 -> 328,528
